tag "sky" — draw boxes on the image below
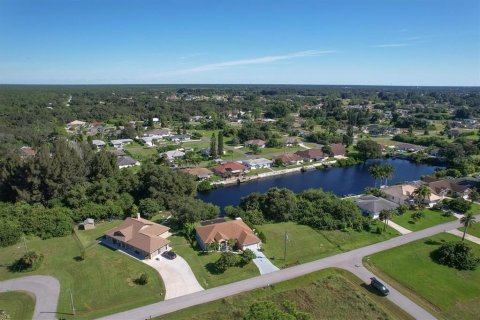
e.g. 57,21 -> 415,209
0,0 -> 479,86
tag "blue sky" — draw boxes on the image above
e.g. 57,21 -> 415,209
0,0 -> 479,85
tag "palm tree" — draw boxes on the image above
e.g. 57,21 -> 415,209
380,164 -> 394,186
413,185 -> 432,206
379,209 -> 393,231
369,165 -> 381,188
460,212 -> 477,241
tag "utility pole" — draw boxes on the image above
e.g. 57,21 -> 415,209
69,289 -> 76,316
22,236 -> 28,254
284,231 -> 288,261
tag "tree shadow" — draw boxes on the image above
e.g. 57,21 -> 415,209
73,256 -> 84,262
408,221 -> 415,225
424,239 -> 442,246
205,262 -> 223,275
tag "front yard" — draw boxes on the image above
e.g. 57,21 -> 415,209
0,221 -> 164,320
365,233 -> 480,320
169,235 -> 259,289
391,208 -> 457,232
460,223 -> 480,238
0,292 -> 35,320
259,221 -> 400,268
156,268 -> 411,320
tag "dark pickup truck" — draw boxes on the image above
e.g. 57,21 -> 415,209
370,277 -> 390,296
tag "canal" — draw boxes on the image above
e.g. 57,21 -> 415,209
197,159 -> 441,210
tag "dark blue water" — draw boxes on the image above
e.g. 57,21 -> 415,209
197,159 -> 441,210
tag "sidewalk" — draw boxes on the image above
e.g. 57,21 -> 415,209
446,229 -> 480,245
386,220 -> 412,235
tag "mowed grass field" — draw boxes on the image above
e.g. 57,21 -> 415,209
0,292 -> 35,320
156,268 -> 412,320
391,209 -> 457,232
460,223 -> 480,238
259,221 -> 400,268
169,235 -> 259,289
0,221 -> 164,320
365,233 -> 480,320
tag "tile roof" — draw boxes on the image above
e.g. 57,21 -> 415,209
330,143 -> 346,156
213,162 -> 248,174
182,167 -> 213,177
105,217 -> 170,254
195,219 -> 260,246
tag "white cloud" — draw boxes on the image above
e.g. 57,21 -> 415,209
157,50 -> 335,76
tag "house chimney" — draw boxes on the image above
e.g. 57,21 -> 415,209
137,213 -> 141,220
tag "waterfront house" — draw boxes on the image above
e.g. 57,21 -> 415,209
195,218 -> 261,251
242,158 -> 273,170
355,195 -> 399,219
182,167 -> 214,180
382,184 -> 440,207
427,179 -> 471,199
273,153 -> 304,166
330,143 -> 347,158
295,149 -> 326,162
213,161 -> 248,178
104,214 -> 171,259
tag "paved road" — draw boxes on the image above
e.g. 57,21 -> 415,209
0,275 -> 60,320
99,215 -> 479,320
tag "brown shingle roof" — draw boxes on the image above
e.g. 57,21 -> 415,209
330,143 -> 346,156
295,148 -> 325,160
245,139 -> 266,146
213,162 -> 248,174
273,153 -> 303,163
105,217 -> 170,254
182,168 -> 213,177
196,219 -> 260,246
428,180 -> 470,195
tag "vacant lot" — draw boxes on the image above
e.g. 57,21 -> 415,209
0,221 -> 164,320
0,292 -> 35,320
365,233 -> 480,320
169,235 -> 259,289
391,209 -> 457,232
259,221 -> 399,268
157,268 -> 412,320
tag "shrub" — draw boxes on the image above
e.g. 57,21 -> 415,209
432,241 -> 480,270
135,273 -> 149,285
11,251 -> 44,272
214,251 -> 240,273
0,219 -> 22,247
0,310 -> 10,320
197,180 -> 213,193
411,211 -> 425,222
446,197 -> 472,213
257,231 -> 267,244
239,248 -> 256,266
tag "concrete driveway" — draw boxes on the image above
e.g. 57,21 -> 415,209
251,248 -> 279,275
0,275 -> 60,320
144,254 -> 204,300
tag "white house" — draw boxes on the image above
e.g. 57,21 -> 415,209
110,139 -> 133,149
116,156 -> 140,169
242,158 -> 273,170
92,140 -> 106,150
160,149 -> 185,162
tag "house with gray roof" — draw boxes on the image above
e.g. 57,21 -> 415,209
117,156 -> 140,169
355,195 -> 399,219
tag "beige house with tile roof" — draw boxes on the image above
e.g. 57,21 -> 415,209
195,218 -> 261,251
104,214 -> 171,259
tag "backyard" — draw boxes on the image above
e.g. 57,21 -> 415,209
365,233 -> 480,320
156,268 -> 412,320
0,221 -> 164,320
391,208 -> 457,232
169,235 -> 259,289
0,292 -> 35,320
259,221 -> 400,268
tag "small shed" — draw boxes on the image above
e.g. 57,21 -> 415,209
79,218 -> 95,230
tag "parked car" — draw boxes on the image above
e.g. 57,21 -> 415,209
161,251 -> 177,260
370,277 -> 389,296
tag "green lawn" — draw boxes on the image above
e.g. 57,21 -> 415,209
245,167 -> 272,176
0,292 -> 35,320
391,209 -> 457,232
0,221 -> 164,319
169,235 -> 259,289
156,268 -> 412,320
365,233 -> 480,320
259,221 -> 400,268
124,142 -> 158,161
460,223 -> 480,238
258,145 -> 304,155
